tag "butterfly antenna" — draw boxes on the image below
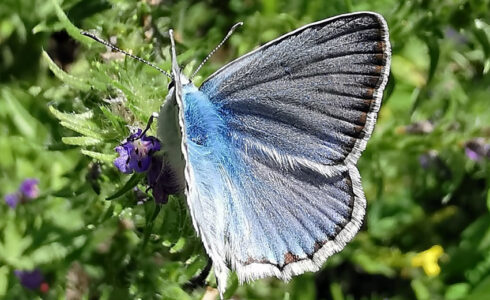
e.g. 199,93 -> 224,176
190,22 -> 243,80
81,31 -> 173,80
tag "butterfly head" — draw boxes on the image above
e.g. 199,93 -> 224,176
167,73 -> 190,91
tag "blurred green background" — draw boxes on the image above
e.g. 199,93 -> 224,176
1,0 -> 490,299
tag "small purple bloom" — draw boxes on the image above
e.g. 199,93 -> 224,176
4,178 -> 40,209
14,269 -> 44,290
147,155 -> 182,204
19,178 -> 40,199
114,143 -> 134,174
465,148 -> 481,161
465,138 -> 490,162
5,193 -> 19,208
114,129 -> 161,174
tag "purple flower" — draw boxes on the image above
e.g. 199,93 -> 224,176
114,129 -> 161,174
465,138 -> 490,162
4,178 -> 40,208
14,269 -> 44,290
114,143 -> 134,174
465,147 -> 481,161
147,155 -> 182,204
5,193 -> 19,208
19,178 -> 40,199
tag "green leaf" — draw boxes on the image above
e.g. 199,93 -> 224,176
29,242 -> 69,265
0,222 -> 33,269
223,274 -> 239,300
474,19 -> 490,75
423,36 -> 439,84
411,278 -> 430,300
290,274 -> 316,300
169,237 -> 186,254
160,283 -> 192,300
464,275 -> 490,300
48,106 -> 94,122
81,149 -> 116,164
50,0 -> 86,43
60,121 -> 102,139
62,136 -> 102,146
0,266 -> 8,297
49,106 -> 103,139
42,51 -> 91,91
330,282 -> 344,300
106,172 -> 145,200
487,189 -> 490,212
2,89 -> 39,139
99,106 -> 127,136
445,283 -> 470,300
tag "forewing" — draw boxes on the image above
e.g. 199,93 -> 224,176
200,12 -> 391,167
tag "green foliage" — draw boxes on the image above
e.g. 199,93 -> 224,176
1,0 -> 489,299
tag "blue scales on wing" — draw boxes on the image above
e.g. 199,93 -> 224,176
177,12 -> 391,292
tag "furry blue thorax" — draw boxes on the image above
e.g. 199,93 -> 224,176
182,84 -> 227,148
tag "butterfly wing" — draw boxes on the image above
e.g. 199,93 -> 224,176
177,12 -> 391,293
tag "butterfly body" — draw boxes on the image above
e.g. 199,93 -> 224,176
159,12 -> 391,296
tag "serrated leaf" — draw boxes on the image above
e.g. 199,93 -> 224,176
99,106 -> 127,136
106,172 -> 145,200
42,51 -> 90,91
60,121 -> 102,139
49,107 -> 102,139
50,0 -> 86,43
62,136 -> 102,146
49,106 -> 94,124
81,149 -> 116,164
50,105 -> 93,120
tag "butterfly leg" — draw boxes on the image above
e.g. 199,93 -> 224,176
184,257 -> 213,290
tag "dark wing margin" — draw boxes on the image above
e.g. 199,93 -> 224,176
200,11 -> 391,168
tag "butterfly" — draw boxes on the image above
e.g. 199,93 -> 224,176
86,11 -> 391,298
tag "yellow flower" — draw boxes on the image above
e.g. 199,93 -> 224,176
411,245 -> 444,277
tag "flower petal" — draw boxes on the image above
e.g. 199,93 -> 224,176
114,144 -> 133,173
5,193 -> 19,208
19,178 -> 39,199
15,269 -> 44,290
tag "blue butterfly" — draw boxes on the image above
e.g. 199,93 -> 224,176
158,11 -> 391,296
87,11 -> 391,297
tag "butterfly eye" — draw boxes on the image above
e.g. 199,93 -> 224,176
168,80 -> 175,90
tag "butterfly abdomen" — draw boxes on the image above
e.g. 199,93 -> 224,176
157,88 -> 186,194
